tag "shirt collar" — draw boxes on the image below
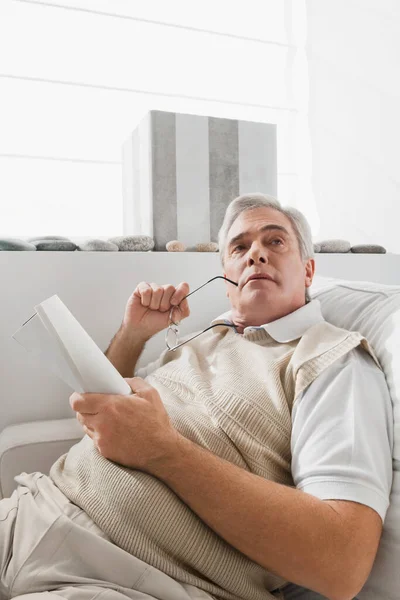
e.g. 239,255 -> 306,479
210,299 -> 325,343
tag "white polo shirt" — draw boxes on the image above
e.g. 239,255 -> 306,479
212,299 -> 394,525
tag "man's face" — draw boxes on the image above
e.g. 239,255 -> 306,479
223,207 -> 315,328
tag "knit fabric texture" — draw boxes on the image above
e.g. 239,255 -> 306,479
50,321 -> 371,600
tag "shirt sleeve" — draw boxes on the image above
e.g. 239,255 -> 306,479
291,346 -> 394,524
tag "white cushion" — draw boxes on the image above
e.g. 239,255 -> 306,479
310,275 -> 400,600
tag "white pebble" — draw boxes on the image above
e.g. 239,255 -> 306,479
195,242 -> 219,252
166,240 -> 186,252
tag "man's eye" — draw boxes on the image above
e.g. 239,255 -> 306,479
271,239 -> 283,245
233,245 -> 245,252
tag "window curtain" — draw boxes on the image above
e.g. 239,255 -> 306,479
0,0 -> 317,238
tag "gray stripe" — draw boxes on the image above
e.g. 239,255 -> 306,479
175,114 -> 210,246
121,135 -> 135,234
138,113 -> 153,236
209,118 -> 239,242
151,111 -> 177,250
238,121 -> 277,196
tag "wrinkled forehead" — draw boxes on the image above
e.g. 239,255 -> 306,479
227,207 -> 295,241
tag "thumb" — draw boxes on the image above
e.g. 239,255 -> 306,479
124,376 -> 153,395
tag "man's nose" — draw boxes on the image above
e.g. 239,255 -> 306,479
247,244 -> 267,265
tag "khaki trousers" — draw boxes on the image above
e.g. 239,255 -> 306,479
0,472 -> 215,600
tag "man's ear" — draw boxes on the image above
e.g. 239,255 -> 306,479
305,258 -> 315,288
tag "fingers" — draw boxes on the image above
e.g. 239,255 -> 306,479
76,412 -> 95,440
171,282 -> 190,321
170,282 -> 190,305
76,412 -> 95,432
149,283 -> 172,312
179,297 -> 190,319
134,282 -> 152,308
134,282 -> 190,313
69,392 -> 104,414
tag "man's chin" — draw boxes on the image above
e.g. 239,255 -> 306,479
240,288 -> 276,308
245,284 -> 275,296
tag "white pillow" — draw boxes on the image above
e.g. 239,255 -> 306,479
310,275 -> 400,600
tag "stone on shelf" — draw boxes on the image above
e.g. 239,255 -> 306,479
33,240 -> 78,251
318,240 -> 351,253
350,245 -> 387,254
166,240 -> 186,252
0,238 -> 36,251
195,242 -> 219,252
108,235 -> 155,251
78,240 -> 119,252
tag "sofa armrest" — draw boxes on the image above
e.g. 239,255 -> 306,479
0,418 -> 84,499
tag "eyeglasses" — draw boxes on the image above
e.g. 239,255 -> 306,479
165,275 -> 239,352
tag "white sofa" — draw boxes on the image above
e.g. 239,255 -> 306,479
310,277 -> 400,600
1,252 -> 400,599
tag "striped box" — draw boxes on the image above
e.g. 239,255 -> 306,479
122,111 -> 277,251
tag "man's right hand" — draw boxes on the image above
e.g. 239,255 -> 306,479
122,282 -> 190,341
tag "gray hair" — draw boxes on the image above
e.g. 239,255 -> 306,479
217,193 -> 314,302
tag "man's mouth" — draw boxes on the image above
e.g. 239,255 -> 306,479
245,274 -> 274,285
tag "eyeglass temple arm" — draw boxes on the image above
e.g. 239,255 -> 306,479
180,275 -> 238,302
167,323 -> 237,352
167,276 -> 239,348
169,276 -> 238,325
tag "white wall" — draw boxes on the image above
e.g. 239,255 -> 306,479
306,0 -> 400,251
0,0 -> 309,237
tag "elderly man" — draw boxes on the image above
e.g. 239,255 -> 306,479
0,194 -> 393,600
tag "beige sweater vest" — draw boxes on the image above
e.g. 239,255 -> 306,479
50,321 -> 376,600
